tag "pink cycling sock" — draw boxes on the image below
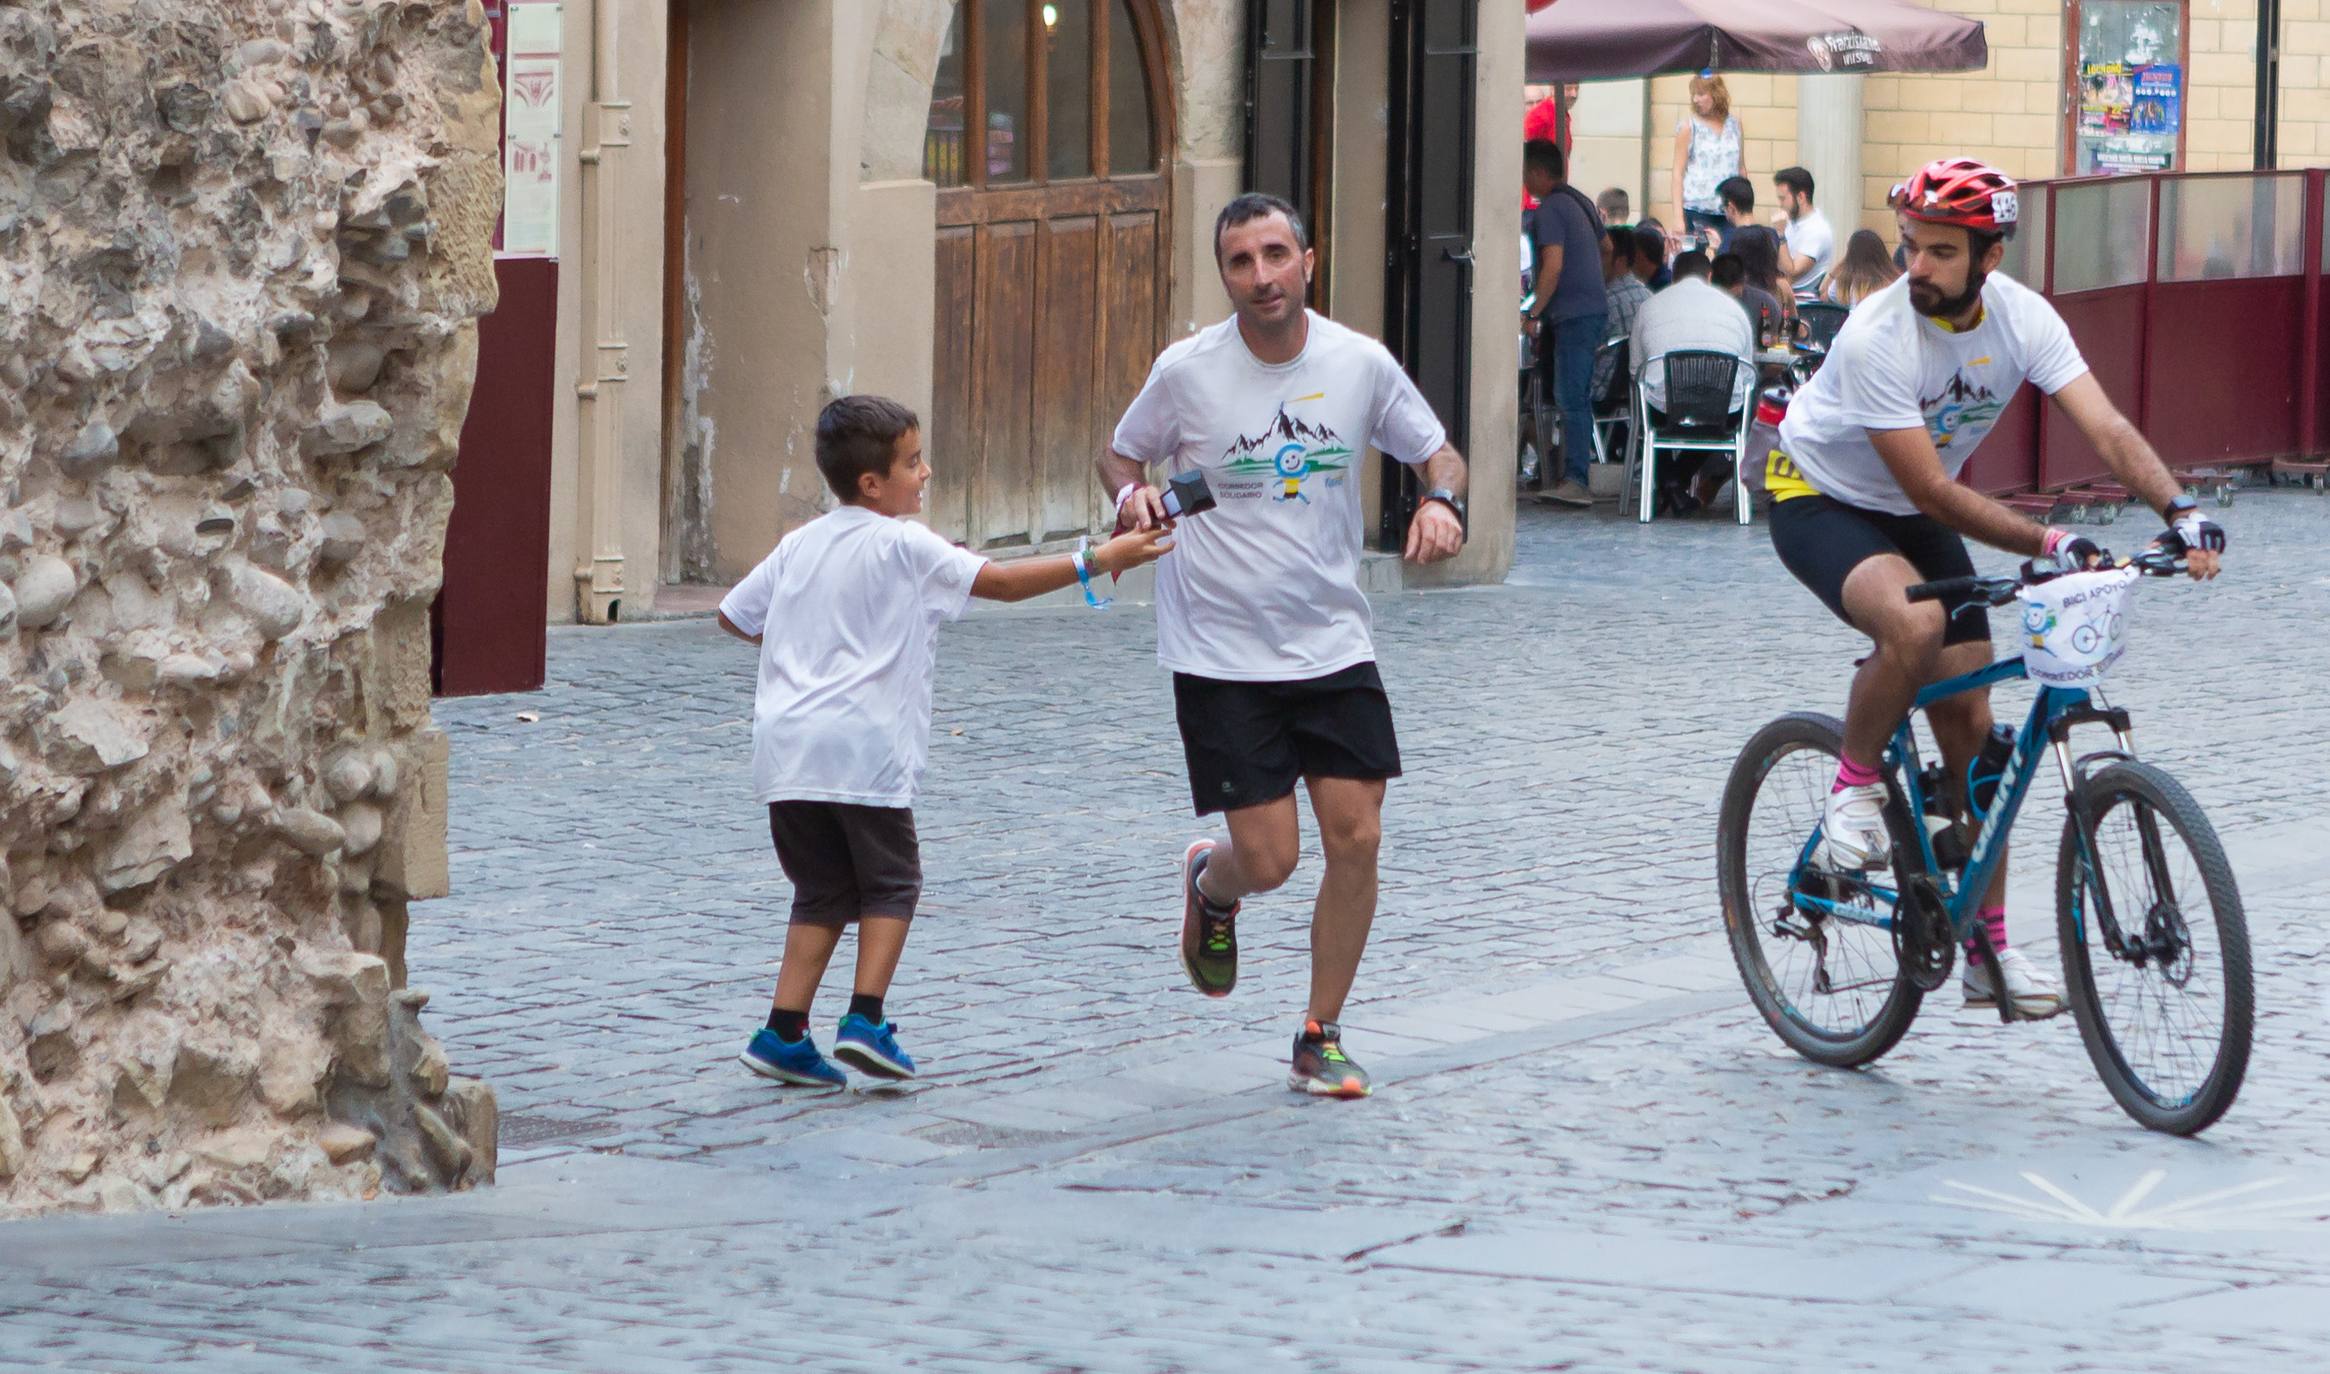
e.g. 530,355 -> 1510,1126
1964,905 -> 2008,963
1832,754 -> 1881,793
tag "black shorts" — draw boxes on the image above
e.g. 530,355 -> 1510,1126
1768,493 -> 1991,646
767,801 -> 922,926
1172,663 -> 1403,816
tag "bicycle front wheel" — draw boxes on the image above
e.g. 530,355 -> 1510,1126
2057,761 -> 2253,1136
1719,712 -> 1923,1067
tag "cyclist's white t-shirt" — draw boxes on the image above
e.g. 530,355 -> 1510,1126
1111,311 -> 1446,681
1777,272 -> 2088,516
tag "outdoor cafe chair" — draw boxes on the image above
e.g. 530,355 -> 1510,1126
1588,334 -> 1631,467
1628,350 -> 1752,527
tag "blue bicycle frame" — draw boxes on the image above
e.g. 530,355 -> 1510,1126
1787,653 -> 2135,945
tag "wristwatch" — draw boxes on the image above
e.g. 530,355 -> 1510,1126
2163,492 -> 2199,521
1420,487 -> 1467,526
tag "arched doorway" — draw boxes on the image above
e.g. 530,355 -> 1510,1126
924,0 -> 1174,549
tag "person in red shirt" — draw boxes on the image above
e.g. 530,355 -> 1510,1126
1521,83 -> 1578,211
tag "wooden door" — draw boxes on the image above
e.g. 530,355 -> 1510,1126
928,0 -> 1174,550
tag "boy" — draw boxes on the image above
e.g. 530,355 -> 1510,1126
719,395 -> 1172,1086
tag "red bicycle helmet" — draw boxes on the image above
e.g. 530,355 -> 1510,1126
1891,157 -> 2019,238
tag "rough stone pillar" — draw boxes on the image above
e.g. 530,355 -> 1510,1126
0,0 -> 500,1214
1797,74 -> 1866,240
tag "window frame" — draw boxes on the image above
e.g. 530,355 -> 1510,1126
936,0 -> 1171,194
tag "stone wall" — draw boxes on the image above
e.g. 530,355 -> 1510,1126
0,0 -> 499,1215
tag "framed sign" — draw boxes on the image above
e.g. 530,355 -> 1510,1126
2066,1 -> 2186,176
500,0 -> 562,257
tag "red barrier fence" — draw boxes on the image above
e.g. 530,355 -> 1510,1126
1968,167 -> 2329,498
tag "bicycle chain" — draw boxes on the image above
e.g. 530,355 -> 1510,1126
1893,875 -> 1957,993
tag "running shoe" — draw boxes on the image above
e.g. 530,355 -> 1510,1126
738,1028 -> 847,1087
1179,839 -> 1239,997
1963,947 -> 2066,1019
833,1013 -> 918,1079
1820,782 -> 1893,871
1289,1020 -> 1371,1098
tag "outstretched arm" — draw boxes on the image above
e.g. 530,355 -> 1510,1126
969,525 -> 1175,602
2050,373 -> 2221,578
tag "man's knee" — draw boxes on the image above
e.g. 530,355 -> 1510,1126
1864,602 -> 1946,677
1241,839 -> 1301,893
1319,810 -> 1382,865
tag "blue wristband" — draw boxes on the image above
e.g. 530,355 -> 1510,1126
1073,538 -> 1111,610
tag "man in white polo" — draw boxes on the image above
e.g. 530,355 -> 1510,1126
1098,192 -> 1467,1099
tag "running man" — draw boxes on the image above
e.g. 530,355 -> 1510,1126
1766,158 -> 2226,1017
1101,192 -> 1468,1098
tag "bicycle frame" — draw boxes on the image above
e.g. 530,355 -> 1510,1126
1788,653 -> 2139,947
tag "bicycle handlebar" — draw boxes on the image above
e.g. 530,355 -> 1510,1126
1903,546 -> 2189,607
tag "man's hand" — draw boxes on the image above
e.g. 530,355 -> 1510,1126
1769,211 -> 1790,231
2042,527 -> 2105,572
1404,501 -> 1464,564
1115,483 -> 1172,534
2163,512 -> 2226,581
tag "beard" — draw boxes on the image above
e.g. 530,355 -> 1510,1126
1909,266 -> 1986,320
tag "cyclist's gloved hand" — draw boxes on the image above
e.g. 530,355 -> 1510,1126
2165,512 -> 2227,555
2042,526 -> 2104,573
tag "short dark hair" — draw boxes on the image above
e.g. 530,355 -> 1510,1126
1774,166 -> 1814,201
1522,139 -> 1565,182
1213,192 -> 1309,261
1606,225 -> 1634,268
815,394 -> 918,501
1710,252 -> 1746,290
1716,176 -> 1754,214
1632,223 -> 1668,268
1672,249 -> 1711,281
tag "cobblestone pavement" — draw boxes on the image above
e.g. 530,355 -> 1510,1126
7,489 -> 2330,1371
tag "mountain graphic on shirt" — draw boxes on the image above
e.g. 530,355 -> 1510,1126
1219,402 -> 1354,476
1919,369 -> 2004,450
1920,370 -> 1997,410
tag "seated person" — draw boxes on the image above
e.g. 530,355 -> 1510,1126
1712,251 -> 1785,348
1596,186 -> 1631,226
1631,251 -> 1754,513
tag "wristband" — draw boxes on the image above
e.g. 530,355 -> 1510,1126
2040,527 -> 2069,557
1113,482 -> 1140,512
1072,537 -> 1111,611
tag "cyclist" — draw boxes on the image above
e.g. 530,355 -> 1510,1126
1763,157 -> 2225,1018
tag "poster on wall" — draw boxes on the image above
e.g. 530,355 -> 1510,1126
501,0 -> 561,258
2073,2 -> 2180,176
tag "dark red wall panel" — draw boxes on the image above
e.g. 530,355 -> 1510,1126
434,256 -> 558,696
2041,288 -> 2147,491
2144,278 -> 2301,467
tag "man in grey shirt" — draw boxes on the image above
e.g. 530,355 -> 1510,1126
1522,139 -> 1607,507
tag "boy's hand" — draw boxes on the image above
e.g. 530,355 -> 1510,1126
1094,524 -> 1174,576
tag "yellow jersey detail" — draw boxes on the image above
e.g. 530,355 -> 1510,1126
1764,449 -> 1822,503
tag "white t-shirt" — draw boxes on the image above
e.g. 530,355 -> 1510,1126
1777,273 -> 2088,516
1110,311 -> 1447,681
1631,276 -> 1755,412
718,505 -> 988,806
1783,208 -> 1836,289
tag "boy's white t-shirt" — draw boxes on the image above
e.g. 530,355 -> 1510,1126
1777,272 -> 2088,516
718,505 -> 988,807
1109,311 -> 1447,681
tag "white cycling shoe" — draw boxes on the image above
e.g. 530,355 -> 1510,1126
1819,782 -> 1893,871
1963,947 -> 2066,1019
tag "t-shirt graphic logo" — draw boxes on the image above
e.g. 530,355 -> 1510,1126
1218,395 -> 1354,503
1919,369 -> 2003,450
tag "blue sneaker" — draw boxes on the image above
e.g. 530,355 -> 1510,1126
831,1013 -> 917,1080
739,1028 -> 847,1087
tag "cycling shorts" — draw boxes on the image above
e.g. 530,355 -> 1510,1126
1769,492 -> 1991,647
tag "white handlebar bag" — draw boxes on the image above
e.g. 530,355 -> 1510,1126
2018,566 -> 2140,688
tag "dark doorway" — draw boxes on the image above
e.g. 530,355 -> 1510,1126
1379,0 -> 1476,551
1243,0 -> 1336,309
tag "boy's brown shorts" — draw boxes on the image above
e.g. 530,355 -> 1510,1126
767,801 -> 922,926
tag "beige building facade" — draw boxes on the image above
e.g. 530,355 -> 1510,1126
499,0 -> 1523,629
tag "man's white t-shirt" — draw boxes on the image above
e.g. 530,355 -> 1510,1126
1777,273 -> 2088,516
718,505 -> 988,806
1783,208 -> 1836,289
1111,311 -> 1447,681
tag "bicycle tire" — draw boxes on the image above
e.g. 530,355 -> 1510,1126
1719,712 -> 1924,1067
2056,761 -> 2253,1136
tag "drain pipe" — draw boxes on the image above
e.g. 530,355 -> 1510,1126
2255,0 -> 2281,169
573,0 -> 632,623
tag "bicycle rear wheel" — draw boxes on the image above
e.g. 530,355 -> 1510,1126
2057,761 -> 2253,1136
1719,712 -> 1923,1067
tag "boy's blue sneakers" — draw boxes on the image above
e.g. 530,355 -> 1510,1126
832,1013 -> 917,1080
739,1027 -> 847,1087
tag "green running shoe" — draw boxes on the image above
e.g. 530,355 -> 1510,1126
1178,839 -> 1239,997
1289,1020 -> 1371,1098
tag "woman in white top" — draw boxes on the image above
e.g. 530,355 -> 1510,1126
1670,74 -> 1743,248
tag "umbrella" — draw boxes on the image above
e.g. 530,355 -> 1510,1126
1526,0 -> 1987,82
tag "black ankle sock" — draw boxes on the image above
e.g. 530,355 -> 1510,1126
848,993 -> 885,1025
766,1008 -> 809,1042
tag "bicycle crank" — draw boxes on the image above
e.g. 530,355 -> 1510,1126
1892,875 -> 1957,992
